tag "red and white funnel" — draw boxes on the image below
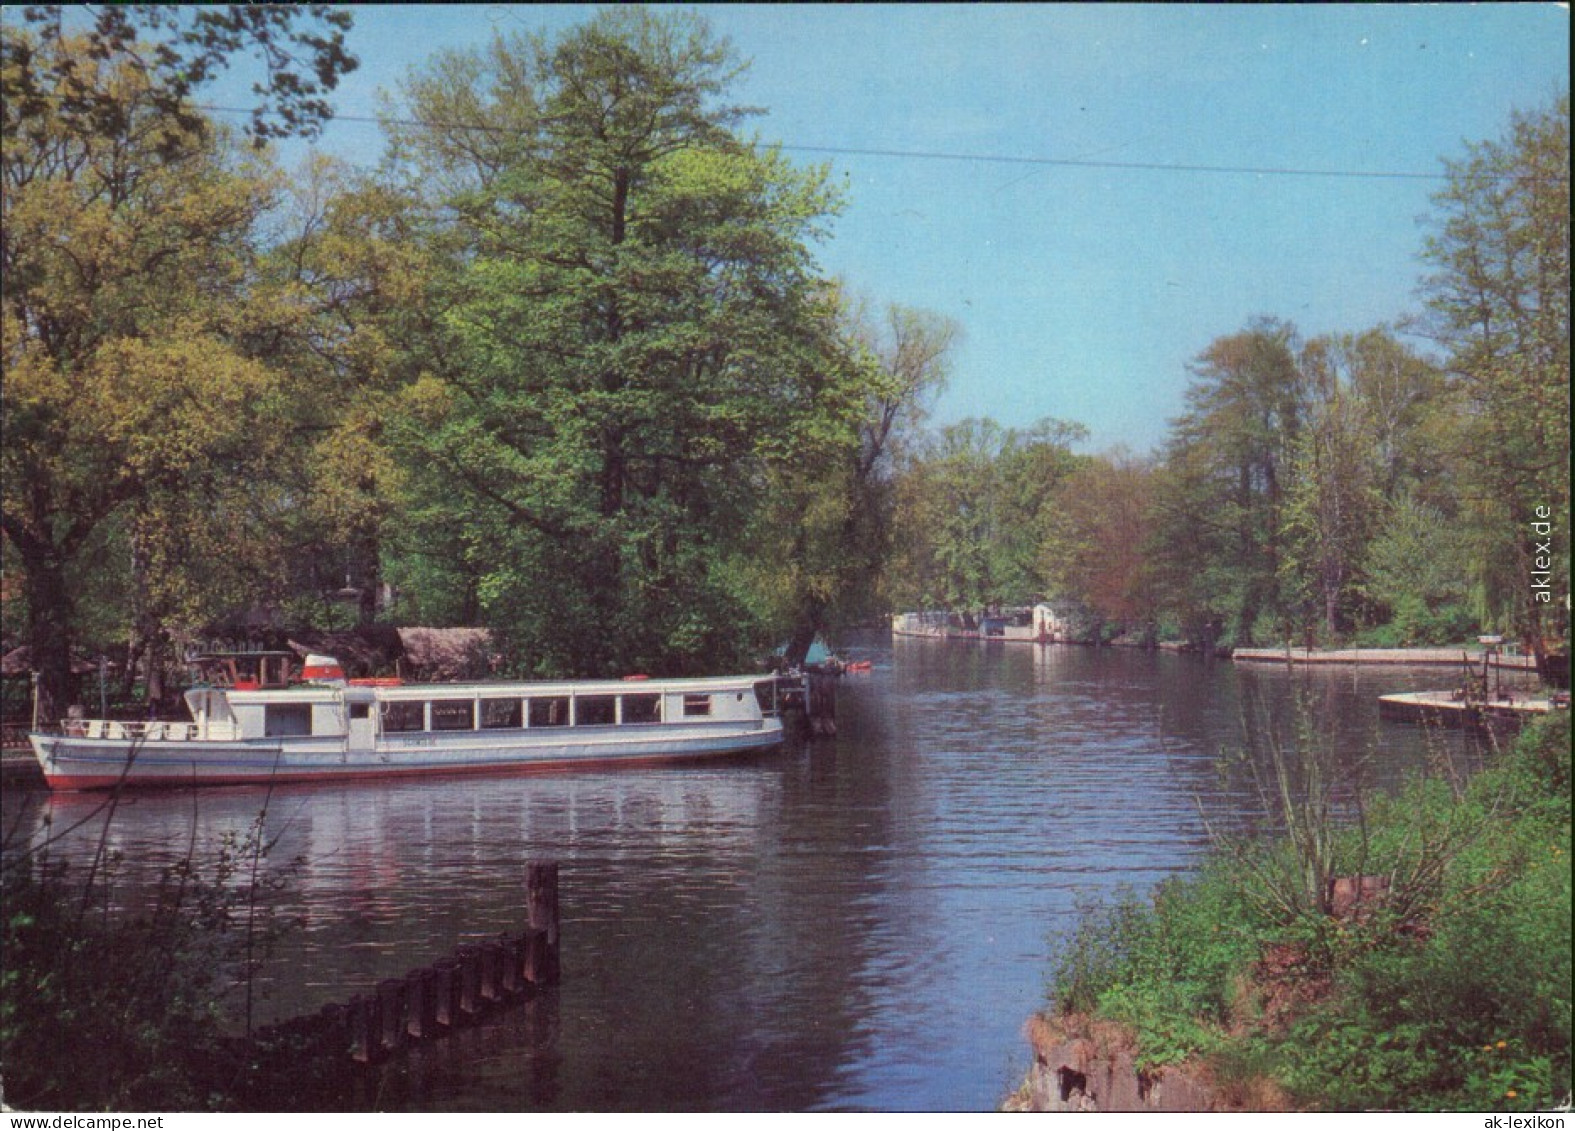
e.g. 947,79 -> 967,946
302,654 -> 346,685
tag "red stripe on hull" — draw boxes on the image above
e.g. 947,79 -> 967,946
40,744 -> 779,792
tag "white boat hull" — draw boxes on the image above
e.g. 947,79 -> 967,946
30,720 -> 784,790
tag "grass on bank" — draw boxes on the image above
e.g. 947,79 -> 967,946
1045,710 -> 1571,1112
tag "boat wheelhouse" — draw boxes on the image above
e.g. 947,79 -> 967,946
30,653 -> 785,791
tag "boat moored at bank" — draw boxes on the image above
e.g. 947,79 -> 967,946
28,653 -> 785,791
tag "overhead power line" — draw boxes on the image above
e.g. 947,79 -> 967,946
190,103 -> 1565,185
778,144 -> 1453,182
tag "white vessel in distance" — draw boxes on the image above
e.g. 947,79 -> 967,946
29,652 -> 785,791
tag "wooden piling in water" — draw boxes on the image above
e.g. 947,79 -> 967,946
431,959 -> 460,1029
807,671 -> 837,736
479,939 -> 505,1003
499,933 -> 524,995
527,861 -> 561,985
347,994 -> 378,1064
377,978 -> 407,1053
248,860 -> 565,1089
405,967 -> 435,1039
456,945 -> 483,1020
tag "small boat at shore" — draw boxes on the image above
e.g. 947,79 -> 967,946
28,652 -> 785,791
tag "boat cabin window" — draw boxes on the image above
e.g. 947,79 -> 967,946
480,698 -> 522,729
682,694 -> 712,717
349,703 -> 372,720
575,695 -> 616,727
430,699 -> 475,731
382,701 -> 424,733
528,696 -> 570,728
264,703 -> 313,737
621,693 -> 661,725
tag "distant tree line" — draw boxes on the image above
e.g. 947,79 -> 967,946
2,5 -> 1566,724
887,89 -> 1568,671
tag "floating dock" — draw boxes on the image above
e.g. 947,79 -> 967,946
1233,647 -> 1538,670
1377,689 -> 1565,729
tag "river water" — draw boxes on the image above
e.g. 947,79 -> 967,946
4,637 -> 1515,1111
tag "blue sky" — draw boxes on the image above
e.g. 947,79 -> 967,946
284,3 -> 1568,454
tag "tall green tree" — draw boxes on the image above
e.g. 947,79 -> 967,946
1360,492 -> 1476,645
764,298 -> 958,665
1281,328 -> 1458,642
250,157 -> 442,628
889,416 -> 1084,613
1,8 -> 356,721
1153,317 -> 1307,647
1041,451 -> 1158,640
1417,92 -> 1570,666
382,10 -> 850,675
1281,367 -> 1380,640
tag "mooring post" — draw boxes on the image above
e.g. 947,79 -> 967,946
478,939 -> 505,1003
499,933 -> 524,996
807,672 -> 837,737
376,978 -> 407,1053
527,861 -> 561,985
431,959 -> 459,1029
346,994 -> 378,1064
405,967 -> 436,1040
456,945 -> 483,1020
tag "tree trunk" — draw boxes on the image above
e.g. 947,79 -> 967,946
21,546 -> 76,726
783,616 -> 821,670
144,632 -> 167,712
357,538 -> 381,626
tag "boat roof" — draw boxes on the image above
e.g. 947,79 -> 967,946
220,673 -> 773,701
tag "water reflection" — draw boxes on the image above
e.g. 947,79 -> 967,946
2,637 -> 1497,1111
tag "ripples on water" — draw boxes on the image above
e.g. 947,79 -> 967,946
2,637 -> 1505,1111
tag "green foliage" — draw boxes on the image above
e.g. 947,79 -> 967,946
377,8 -> 879,675
1158,317 -> 1306,648
1039,451 -> 1158,638
887,416 -> 1085,612
1417,91 -> 1570,654
1,11 -> 360,718
1359,492 -> 1477,645
1049,863 -> 1264,1069
1045,713 -> 1572,1110
3,6 -> 357,148
0,804 -> 299,1110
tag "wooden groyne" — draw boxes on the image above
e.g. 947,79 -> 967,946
248,862 -> 561,1076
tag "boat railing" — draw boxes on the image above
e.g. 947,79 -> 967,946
63,719 -> 240,742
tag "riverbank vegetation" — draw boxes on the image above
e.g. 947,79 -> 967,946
886,88 -> 1567,662
1041,711 -> 1571,1111
2,5 -> 1567,722
0,796 -> 299,1109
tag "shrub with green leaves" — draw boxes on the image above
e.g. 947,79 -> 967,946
1,810 -> 298,1110
1044,712 -> 1572,1110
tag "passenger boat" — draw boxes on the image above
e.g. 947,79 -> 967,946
28,652 -> 785,791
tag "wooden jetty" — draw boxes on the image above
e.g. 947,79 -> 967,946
1377,689 -> 1564,729
1232,646 -> 1539,670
